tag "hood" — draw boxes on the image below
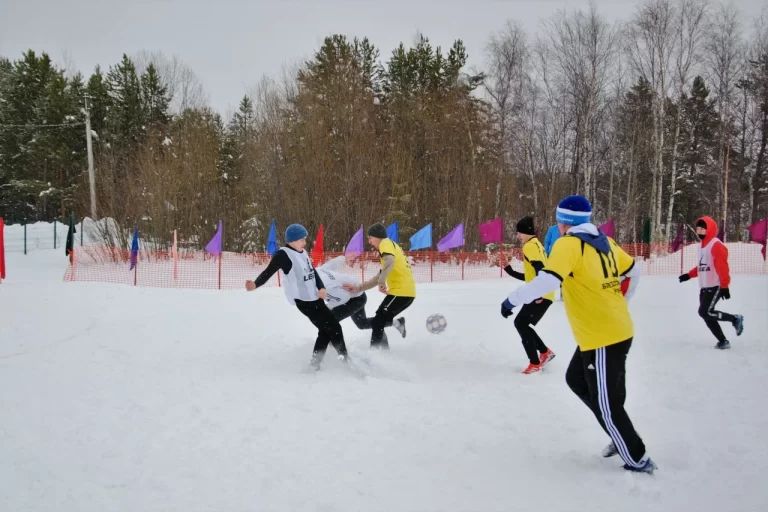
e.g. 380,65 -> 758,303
567,223 -> 611,254
697,216 -> 718,246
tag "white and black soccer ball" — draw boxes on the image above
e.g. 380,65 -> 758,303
426,313 -> 447,334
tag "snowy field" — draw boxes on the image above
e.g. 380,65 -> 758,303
1,249 -> 767,512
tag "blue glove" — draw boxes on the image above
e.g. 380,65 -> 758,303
501,299 -> 514,319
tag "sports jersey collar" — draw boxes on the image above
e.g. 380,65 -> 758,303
566,223 -> 611,254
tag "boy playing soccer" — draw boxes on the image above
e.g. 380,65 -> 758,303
678,216 -> 744,349
502,216 -> 555,374
245,224 -> 348,370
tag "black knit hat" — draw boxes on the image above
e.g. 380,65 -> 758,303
516,216 -> 535,236
367,222 -> 388,239
695,219 -> 707,229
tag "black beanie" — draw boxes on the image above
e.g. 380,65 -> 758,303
695,219 -> 707,230
516,216 -> 535,236
367,222 -> 388,239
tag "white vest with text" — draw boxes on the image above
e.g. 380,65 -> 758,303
697,238 -> 721,289
280,248 -> 319,305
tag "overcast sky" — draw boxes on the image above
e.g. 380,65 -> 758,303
1,0 -> 765,118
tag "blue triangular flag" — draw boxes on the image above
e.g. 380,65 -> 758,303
267,219 -> 278,255
129,227 -> 139,270
409,223 -> 432,251
387,222 -> 399,244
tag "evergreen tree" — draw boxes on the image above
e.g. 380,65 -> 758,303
678,76 -> 719,222
141,63 -> 170,128
86,66 -> 111,141
106,54 -> 144,151
0,51 -> 84,222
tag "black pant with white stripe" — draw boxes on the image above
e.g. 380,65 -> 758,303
369,295 -> 414,349
294,298 -> 348,361
699,286 -> 737,343
565,339 -> 647,468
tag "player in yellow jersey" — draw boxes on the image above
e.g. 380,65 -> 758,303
501,195 -> 656,474
501,216 -> 555,374
344,223 -> 416,350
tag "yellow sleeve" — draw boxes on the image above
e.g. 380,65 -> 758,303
522,242 -> 542,263
543,237 -> 581,280
378,239 -> 395,256
611,239 -> 635,275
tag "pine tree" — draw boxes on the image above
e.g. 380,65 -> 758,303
0,51 -> 84,222
141,63 -> 170,128
106,54 -> 144,151
86,66 -> 111,141
678,76 -> 719,222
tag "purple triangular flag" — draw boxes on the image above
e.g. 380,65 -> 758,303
345,225 -> 364,255
437,223 -> 465,252
205,221 -> 222,257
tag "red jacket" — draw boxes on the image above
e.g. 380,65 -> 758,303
687,216 -> 731,288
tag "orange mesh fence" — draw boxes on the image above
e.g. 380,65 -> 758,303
64,242 -> 767,290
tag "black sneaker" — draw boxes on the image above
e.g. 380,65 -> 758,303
733,315 -> 744,336
715,340 -> 731,350
393,317 -> 407,338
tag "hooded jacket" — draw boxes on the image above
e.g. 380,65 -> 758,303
687,216 -> 730,289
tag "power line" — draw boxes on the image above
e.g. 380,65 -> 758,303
0,122 -> 85,128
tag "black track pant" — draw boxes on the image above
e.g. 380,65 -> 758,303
698,286 -> 737,343
369,295 -> 414,349
514,299 -> 551,364
565,339 -> 648,469
330,293 -> 389,330
295,298 -> 347,361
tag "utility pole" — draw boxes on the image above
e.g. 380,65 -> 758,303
83,94 -> 97,220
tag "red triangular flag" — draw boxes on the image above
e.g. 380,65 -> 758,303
599,219 -> 615,239
0,217 -> 5,280
311,224 -> 324,267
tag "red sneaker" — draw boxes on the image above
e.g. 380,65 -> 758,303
522,362 -> 542,374
539,349 -> 556,367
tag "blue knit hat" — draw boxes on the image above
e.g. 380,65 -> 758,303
285,223 -> 308,243
556,195 -> 592,225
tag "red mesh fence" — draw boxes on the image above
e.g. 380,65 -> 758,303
63,242 -> 767,290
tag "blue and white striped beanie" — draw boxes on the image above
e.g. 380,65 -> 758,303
556,195 -> 592,225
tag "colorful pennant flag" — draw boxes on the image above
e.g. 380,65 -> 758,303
437,223 -> 465,252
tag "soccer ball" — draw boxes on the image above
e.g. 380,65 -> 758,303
426,313 -> 447,334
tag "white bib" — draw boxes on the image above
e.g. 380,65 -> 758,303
697,238 -> 721,288
280,248 -> 319,305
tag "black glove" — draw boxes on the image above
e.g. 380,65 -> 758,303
720,288 -> 730,300
501,299 -> 514,319
678,274 -> 690,283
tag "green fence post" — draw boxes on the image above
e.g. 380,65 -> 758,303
24,220 -> 27,255
54,219 -> 57,249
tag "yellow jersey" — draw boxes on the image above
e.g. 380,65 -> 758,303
544,235 -> 635,351
378,239 -> 416,297
522,237 -> 555,302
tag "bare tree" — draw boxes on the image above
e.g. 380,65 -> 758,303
665,0 -> 710,242
627,0 -> 677,241
706,3 -> 744,237
540,3 -> 619,201
484,21 -> 530,218
738,10 -> 768,225
134,50 -> 209,112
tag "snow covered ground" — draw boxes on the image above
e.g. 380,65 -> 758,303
1,249 -> 767,512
